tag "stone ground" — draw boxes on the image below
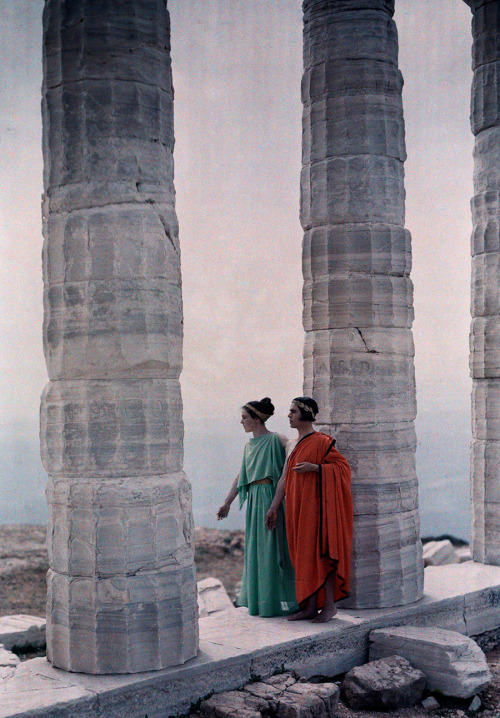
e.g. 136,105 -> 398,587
0,525 -> 499,717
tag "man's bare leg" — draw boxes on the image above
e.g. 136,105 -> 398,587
288,593 -> 318,621
311,571 -> 337,623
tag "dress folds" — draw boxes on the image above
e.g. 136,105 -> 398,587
285,432 -> 353,609
237,433 -> 298,616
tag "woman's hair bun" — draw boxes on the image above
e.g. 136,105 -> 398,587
260,397 -> 272,404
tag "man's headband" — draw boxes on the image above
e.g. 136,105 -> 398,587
294,400 -> 317,419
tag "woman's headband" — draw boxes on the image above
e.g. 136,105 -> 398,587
244,404 -> 272,421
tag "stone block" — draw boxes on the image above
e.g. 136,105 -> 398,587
303,11 -> 397,67
473,126 -> 500,193
40,378 -> 183,477
471,2 -> 500,69
472,379 -> 500,440
303,338 -> 416,424
471,252 -> 500,317
472,61 -> 500,135
471,190 -> 500,255
0,616 -> 46,652
198,578 -> 234,618
369,626 -> 491,698
46,561 -> 198,673
422,540 -> 458,567
300,155 -> 405,230
43,0 -> 173,89
341,654 -> 426,711
43,279 -> 183,380
43,205 -> 180,285
470,316 -> 500,378
303,225 -> 411,277
303,0 -> 395,16
345,539 -> 423,608
303,273 -> 414,331
46,473 -> 193,575
471,439 -> 500,503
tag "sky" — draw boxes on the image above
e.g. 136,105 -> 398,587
0,0 -> 475,538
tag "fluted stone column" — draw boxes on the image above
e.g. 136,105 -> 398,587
465,0 -> 500,565
40,0 -> 198,673
301,0 -> 423,607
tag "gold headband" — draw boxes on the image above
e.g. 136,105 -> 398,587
294,400 -> 317,419
244,404 -> 271,421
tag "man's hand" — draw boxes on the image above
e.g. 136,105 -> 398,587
293,461 -> 319,473
265,508 -> 277,531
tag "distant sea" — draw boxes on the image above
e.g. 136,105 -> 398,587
0,407 -> 472,541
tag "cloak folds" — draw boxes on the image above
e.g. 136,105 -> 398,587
285,432 -> 353,608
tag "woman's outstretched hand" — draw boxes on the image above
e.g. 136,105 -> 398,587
293,461 -> 319,473
265,508 -> 277,531
217,503 -> 230,520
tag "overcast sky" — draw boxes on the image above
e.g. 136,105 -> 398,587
0,0 -> 475,536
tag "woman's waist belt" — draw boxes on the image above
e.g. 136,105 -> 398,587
250,478 -> 273,486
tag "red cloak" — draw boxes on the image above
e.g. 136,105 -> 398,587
285,432 -> 353,608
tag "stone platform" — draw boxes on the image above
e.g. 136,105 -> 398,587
1,563 -> 500,718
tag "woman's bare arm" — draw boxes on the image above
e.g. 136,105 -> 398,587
217,475 -> 239,519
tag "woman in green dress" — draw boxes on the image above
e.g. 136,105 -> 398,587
217,398 -> 298,616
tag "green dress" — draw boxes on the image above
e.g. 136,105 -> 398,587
237,433 -> 298,616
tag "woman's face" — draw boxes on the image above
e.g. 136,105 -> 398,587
241,409 -> 260,433
288,403 -> 302,429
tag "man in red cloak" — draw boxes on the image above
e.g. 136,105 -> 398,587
266,397 -> 353,623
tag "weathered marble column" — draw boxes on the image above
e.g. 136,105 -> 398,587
465,0 -> 500,564
301,0 -> 423,607
40,0 -> 198,673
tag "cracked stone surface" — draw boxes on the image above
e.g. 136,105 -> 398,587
341,654 -> 426,711
200,675 -> 340,718
301,0 -> 422,607
465,0 -> 500,565
40,0 -> 198,673
369,626 -> 491,698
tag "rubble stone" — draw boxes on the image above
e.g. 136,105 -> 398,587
200,690 -> 268,718
421,695 -> 440,711
341,654 -> 426,710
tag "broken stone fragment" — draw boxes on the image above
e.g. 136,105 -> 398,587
200,679 -> 339,718
197,578 -> 234,617
421,695 -> 440,711
369,626 -> 491,698
278,683 -> 339,718
422,539 -> 458,566
200,690 -> 268,718
341,654 -> 426,711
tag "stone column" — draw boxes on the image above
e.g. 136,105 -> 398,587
301,0 -> 423,607
465,0 -> 500,564
41,0 -> 198,673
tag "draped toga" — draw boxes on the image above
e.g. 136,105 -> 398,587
285,431 -> 353,608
